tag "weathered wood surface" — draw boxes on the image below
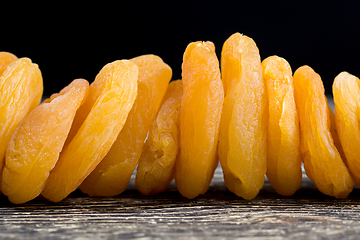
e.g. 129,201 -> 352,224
1,165 -> 360,240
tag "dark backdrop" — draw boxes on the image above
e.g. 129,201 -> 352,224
2,1 -> 360,96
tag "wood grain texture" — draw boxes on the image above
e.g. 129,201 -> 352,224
1,165 -> 360,240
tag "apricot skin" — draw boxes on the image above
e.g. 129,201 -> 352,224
0,58 -> 43,193
1,79 -> 89,204
41,60 -> 138,202
218,33 -> 267,200
293,66 -> 353,198
262,56 -> 302,196
175,41 -> 224,199
80,55 -> 171,197
333,72 -> 360,185
0,52 -> 18,76
135,80 -> 183,196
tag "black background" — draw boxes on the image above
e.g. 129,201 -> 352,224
2,1 -> 360,96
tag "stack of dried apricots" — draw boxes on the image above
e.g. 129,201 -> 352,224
0,32 -> 359,204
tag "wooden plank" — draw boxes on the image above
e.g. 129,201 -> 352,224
1,166 -> 360,239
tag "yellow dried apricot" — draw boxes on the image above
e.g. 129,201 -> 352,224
218,33 -> 267,200
41,60 -> 138,202
175,41 -> 224,199
0,52 -> 18,76
293,66 -> 353,198
80,55 -> 171,197
333,72 -> 360,185
1,79 -> 89,204
135,80 -> 183,195
0,58 -> 43,190
262,56 -> 302,196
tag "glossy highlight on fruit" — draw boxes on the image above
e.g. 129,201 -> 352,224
293,66 -> 353,198
41,60 -> 138,202
80,55 -> 172,197
1,79 -> 89,204
262,56 -> 302,196
175,41 -> 224,199
218,33 -> 267,200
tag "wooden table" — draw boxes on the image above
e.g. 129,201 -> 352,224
1,165 -> 360,240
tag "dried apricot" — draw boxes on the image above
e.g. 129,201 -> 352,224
1,79 -> 89,204
0,58 -> 43,190
80,55 -> 172,197
135,80 -> 183,195
0,52 -> 18,76
293,66 -> 353,198
262,56 -> 302,196
218,33 -> 267,200
329,105 -> 347,161
41,60 -> 138,202
175,41 -> 224,199
333,72 -> 360,185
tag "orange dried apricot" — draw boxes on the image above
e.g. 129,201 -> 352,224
329,105 -> 347,161
262,56 -> 302,196
1,79 -> 89,204
218,33 -> 267,200
0,52 -> 18,76
333,72 -> 360,185
0,58 -> 43,189
41,60 -> 138,202
293,66 -> 353,198
80,55 -> 171,197
135,79 -> 183,195
175,41 -> 224,199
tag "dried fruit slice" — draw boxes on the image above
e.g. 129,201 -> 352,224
0,58 -> 43,189
41,60 -> 138,202
293,66 -> 353,198
1,79 -> 89,204
0,52 -> 18,76
175,41 -> 224,199
135,80 -> 183,195
329,105 -> 347,161
333,72 -> 360,185
262,56 -> 302,196
218,33 -> 267,200
80,55 -> 171,197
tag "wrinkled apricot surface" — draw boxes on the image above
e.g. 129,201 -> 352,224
0,52 -> 18,76
293,66 -> 353,198
80,55 -> 172,197
262,56 -> 302,196
1,79 -> 89,204
41,60 -> 138,202
175,41 -> 224,199
333,72 -> 360,185
135,80 -> 183,195
218,33 -> 267,200
0,58 -> 43,189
